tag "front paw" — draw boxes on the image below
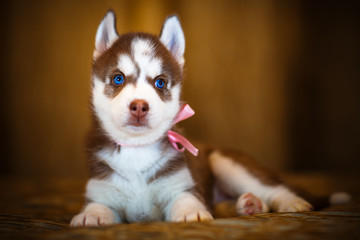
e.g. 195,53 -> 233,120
172,209 -> 213,222
70,203 -> 117,228
278,196 -> 313,212
169,192 -> 214,222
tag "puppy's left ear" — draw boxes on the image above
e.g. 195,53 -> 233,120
160,15 -> 185,67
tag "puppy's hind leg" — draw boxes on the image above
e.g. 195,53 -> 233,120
236,192 -> 269,216
209,150 -> 313,215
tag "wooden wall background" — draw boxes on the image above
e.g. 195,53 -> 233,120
0,0 -> 359,178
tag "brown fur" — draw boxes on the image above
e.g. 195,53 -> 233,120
86,32 -> 185,180
75,14 -> 318,225
92,33 -> 183,102
217,149 -> 283,186
184,142 -> 284,214
186,143 -> 216,212
147,151 -> 186,184
87,17 -> 283,217
86,117 -> 116,180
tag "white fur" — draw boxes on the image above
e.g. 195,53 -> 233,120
92,37 -> 181,146
72,13 -> 213,227
92,77 -> 180,145
132,39 -> 163,80
70,202 -> 119,227
86,165 -> 195,222
168,192 -> 213,222
160,16 -> 185,67
84,129 -> 197,223
118,54 -> 136,77
96,141 -> 177,177
209,151 -> 313,212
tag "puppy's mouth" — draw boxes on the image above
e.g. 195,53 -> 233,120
127,116 -> 149,128
128,121 -> 148,127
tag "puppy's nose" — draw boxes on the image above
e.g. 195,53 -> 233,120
129,99 -> 149,118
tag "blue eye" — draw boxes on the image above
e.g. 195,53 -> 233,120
113,74 -> 124,85
155,79 -> 165,89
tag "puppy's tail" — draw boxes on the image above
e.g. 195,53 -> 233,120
292,183 -> 352,210
329,192 -> 351,206
306,191 -> 351,210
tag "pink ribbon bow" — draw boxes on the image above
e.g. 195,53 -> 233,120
167,104 -> 199,156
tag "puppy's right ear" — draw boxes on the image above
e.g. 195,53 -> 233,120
94,11 -> 119,59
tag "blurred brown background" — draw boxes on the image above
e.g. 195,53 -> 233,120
0,0 -> 359,178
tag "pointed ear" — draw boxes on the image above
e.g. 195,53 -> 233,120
160,15 -> 185,67
94,11 -> 119,59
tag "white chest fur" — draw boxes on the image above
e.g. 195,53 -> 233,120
97,142 -> 170,178
86,143 -> 195,222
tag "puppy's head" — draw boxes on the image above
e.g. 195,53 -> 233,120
91,11 -> 185,146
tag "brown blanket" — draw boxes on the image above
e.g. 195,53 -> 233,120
0,173 -> 359,239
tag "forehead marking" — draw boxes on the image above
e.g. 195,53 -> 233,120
132,38 -> 162,80
118,54 -> 136,76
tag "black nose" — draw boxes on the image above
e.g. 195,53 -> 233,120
129,99 -> 149,118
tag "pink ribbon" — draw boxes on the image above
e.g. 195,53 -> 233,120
116,104 -> 198,156
167,104 -> 199,156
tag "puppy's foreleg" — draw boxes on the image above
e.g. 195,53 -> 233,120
70,202 -> 120,228
167,192 -> 213,222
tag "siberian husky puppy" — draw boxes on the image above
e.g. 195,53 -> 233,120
70,11 -> 347,227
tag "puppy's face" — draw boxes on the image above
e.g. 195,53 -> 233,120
91,12 -> 185,146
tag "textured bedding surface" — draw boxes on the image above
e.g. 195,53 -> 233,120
0,173 -> 359,240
